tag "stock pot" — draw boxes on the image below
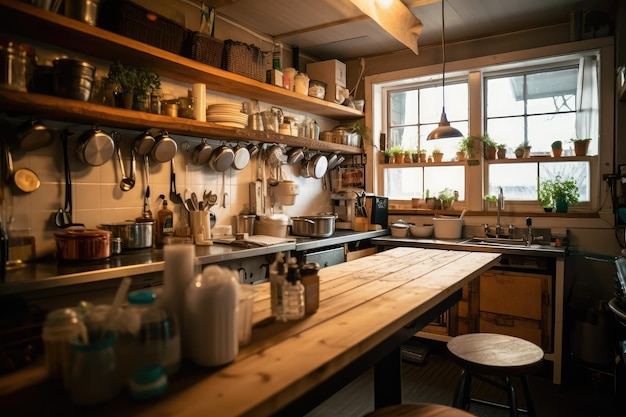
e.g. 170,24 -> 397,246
54,228 -> 112,261
291,214 -> 337,238
97,221 -> 153,250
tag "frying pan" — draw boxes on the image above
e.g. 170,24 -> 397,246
232,143 -> 250,170
151,130 -> 177,163
76,125 -> 115,167
4,142 -> 40,193
191,139 -> 212,165
16,118 -> 55,151
208,143 -> 234,172
133,130 -> 155,156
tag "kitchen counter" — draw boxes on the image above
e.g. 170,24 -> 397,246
372,236 -> 568,258
0,247 -> 500,416
0,230 -> 389,296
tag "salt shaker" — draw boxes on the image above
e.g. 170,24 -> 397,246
184,265 -> 240,366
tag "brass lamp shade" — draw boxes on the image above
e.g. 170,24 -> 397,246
427,109 -> 463,140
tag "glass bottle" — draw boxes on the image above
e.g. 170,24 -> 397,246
300,262 -> 320,314
270,252 -> 286,321
155,199 -> 174,248
283,258 -> 304,320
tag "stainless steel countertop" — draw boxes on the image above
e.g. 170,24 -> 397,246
1,230 -> 389,295
372,236 -> 568,258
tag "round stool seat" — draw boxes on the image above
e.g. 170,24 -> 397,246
447,333 -> 544,377
365,403 -> 476,416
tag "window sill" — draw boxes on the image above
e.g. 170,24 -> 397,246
389,208 -> 600,219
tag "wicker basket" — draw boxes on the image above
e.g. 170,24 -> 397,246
184,32 -> 224,68
98,0 -> 185,54
222,40 -> 266,83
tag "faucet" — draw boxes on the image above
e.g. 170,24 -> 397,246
525,216 -> 533,246
495,187 -> 504,236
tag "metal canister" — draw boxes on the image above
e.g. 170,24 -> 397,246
111,237 -> 122,254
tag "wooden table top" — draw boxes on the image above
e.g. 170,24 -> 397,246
2,247 -> 500,417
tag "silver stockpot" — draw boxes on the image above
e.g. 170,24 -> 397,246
97,220 -> 153,250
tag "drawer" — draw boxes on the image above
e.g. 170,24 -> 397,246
302,247 -> 344,268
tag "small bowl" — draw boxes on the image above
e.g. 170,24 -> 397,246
409,224 -> 434,238
390,227 -> 408,238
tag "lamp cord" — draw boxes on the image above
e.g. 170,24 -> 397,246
441,0 -> 447,110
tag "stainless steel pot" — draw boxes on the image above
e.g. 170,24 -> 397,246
97,220 -> 153,250
191,138 -> 212,165
54,228 -> 112,261
151,130 -> 177,163
291,214 -> 337,238
16,118 -> 54,151
232,143 -> 250,170
209,144 -> 234,172
76,125 -> 115,167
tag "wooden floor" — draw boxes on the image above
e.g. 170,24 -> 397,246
304,338 -> 623,417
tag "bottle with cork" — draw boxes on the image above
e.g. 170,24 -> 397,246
155,199 -> 174,248
282,257 -> 304,320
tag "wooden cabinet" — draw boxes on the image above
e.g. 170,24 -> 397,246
420,268 -> 553,353
0,0 -> 363,153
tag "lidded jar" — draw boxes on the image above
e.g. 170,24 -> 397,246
184,265 -> 240,366
42,308 -> 87,384
118,289 -> 181,383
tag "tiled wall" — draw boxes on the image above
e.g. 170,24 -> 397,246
3,90 -> 338,258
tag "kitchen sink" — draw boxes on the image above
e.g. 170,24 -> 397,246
461,237 -> 550,249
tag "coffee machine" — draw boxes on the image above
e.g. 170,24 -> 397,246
331,189 -> 367,230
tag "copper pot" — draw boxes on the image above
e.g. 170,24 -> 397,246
54,228 -> 112,261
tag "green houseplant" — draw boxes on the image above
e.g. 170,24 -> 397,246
438,188 -> 457,210
551,140 -> 563,157
432,147 -> 444,163
571,138 -> 591,156
459,135 -> 482,159
482,134 -> 497,159
106,61 -> 160,111
496,143 -> 507,159
539,175 -> 579,212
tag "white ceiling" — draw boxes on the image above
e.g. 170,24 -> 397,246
209,0 -> 614,61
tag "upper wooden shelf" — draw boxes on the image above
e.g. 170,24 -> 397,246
1,0 -> 364,120
0,89 -> 361,153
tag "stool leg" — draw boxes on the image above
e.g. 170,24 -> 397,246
520,375 -> 537,417
452,369 -> 472,410
504,376 -> 518,417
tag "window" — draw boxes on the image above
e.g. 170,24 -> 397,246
378,51 -> 600,212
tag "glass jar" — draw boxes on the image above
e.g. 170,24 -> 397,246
42,308 -> 87,384
67,332 -> 121,406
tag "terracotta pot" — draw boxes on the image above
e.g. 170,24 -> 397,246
432,152 -> 443,163
574,141 -> 589,156
484,148 -> 496,160
393,154 -> 404,164
552,148 -> 562,157
418,153 -> 427,163
456,151 -> 466,161
497,148 -> 506,159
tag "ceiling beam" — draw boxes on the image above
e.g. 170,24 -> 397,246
349,0 -> 423,55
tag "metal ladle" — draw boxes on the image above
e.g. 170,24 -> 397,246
115,133 -> 136,191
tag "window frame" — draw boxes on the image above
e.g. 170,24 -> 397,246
370,40 -> 612,219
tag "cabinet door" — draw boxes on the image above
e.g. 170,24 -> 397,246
479,269 -> 552,351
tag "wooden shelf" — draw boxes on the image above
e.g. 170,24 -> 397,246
1,0 -> 364,120
0,89 -> 361,153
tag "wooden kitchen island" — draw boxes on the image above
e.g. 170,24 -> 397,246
2,247 -> 500,417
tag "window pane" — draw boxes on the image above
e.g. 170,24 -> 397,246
485,117 -> 525,149
486,76 -> 524,117
443,83 -> 469,122
526,68 -> 577,114
424,165 -> 465,200
390,90 -> 418,125
527,113 -> 577,154
539,161 -> 589,202
389,126 -> 418,150
488,163 -> 538,200
384,167 -> 424,199
419,85 -> 442,124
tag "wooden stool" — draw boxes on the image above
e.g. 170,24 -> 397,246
446,333 -> 544,417
365,403 -> 476,416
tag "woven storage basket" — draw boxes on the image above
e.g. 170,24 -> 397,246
222,40 -> 266,83
184,32 -> 224,68
98,0 -> 185,54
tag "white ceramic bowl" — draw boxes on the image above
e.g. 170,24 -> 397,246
409,224 -> 434,238
432,218 -> 464,239
390,226 -> 408,238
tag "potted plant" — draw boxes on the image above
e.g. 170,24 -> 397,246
132,67 -> 161,111
388,147 -> 405,164
432,147 -> 444,163
425,189 -> 440,210
351,120 -> 371,149
438,188 -> 457,210
417,148 -> 427,163
484,194 -> 498,210
496,144 -> 507,159
459,135 -> 482,159
515,143 -> 532,158
106,60 -> 137,109
403,149 -> 412,163
382,148 -> 395,163
482,134 -> 497,160
571,138 -> 591,156
551,140 -> 563,157
539,175 -> 579,212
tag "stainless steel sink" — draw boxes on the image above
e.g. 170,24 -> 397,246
462,237 -> 549,249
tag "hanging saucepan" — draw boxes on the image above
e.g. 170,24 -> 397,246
76,125 -> 115,167
308,153 -> 328,179
232,143 -> 250,170
208,143 -> 234,172
16,118 -> 55,151
150,130 -> 177,163
191,138 -> 212,165
4,142 -> 40,193
299,157 -> 311,178
287,147 -> 305,165
247,143 -> 260,158
132,130 -> 155,156
326,153 -> 339,170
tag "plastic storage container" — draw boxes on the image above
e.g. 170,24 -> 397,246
42,308 -> 87,383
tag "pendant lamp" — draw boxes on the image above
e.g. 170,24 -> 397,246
427,0 -> 463,140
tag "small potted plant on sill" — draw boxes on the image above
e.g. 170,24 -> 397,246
403,149 -> 412,163
571,138 -> 591,156
496,144 -> 507,159
539,175 -> 579,213
438,188 -> 457,210
432,147 -> 444,163
388,147 -> 405,164
551,140 -> 563,157
484,194 -> 498,210
417,148 -> 427,163
459,135 -> 482,159
382,148 -> 395,163
482,134 -> 497,160
132,67 -> 161,112
107,60 -> 137,109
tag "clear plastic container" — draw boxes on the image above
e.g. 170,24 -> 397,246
238,284 -> 257,345
42,308 -> 87,384
117,289 -> 181,384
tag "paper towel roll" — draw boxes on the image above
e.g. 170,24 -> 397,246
192,83 -> 206,122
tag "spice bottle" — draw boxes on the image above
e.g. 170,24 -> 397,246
300,262 -> 320,314
156,199 -> 174,248
283,258 -> 304,320
270,252 -> 287,321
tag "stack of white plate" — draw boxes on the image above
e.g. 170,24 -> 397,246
206,103 -> 248,128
